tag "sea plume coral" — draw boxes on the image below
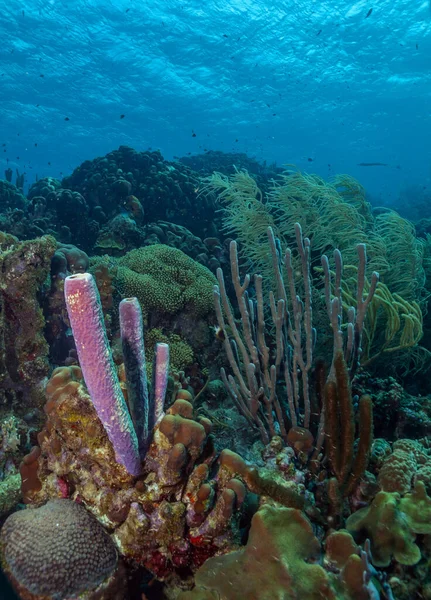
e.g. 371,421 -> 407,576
202,168 -> 428,369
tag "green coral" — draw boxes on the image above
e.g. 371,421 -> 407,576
346,480 -> 431,566
145,328 -> 194,375
201,169 -> 429,368
116,244 -> 216,318
0,474 -> 21,517
202,169 -> 426,305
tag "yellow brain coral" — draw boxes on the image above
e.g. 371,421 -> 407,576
116,244 -> 216,317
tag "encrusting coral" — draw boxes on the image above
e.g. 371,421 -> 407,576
346,480 -> 431,567
179,505 -> 393,600
179,504 -> 333,600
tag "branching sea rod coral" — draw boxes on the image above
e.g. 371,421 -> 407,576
214,223 -> 377,452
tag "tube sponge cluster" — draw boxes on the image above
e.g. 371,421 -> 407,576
64,273 -> 141,476
119,297 -> 169,457
64,273 -> 171,478
120,297 -> 150,458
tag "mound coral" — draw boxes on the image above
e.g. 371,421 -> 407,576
61,146 -> 208,236
0,180 -> 27,212
116,244 -> 216,318
144,328 -> 194,375
1,499 -> 122,599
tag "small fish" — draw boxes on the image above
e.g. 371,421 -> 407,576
64,117 -> 70,121
192,131 -> 196,137
213,325 -> 225,342
357,162 -> 388,166
316,29 -> 322,36
120,114 -> 125,119
34,143 -> 37,147
365,8 -> 373,18
308,157 -> 313,162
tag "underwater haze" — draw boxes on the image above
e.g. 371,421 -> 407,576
1,0 -> 431,203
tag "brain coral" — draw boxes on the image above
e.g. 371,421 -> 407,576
116,244 -> 216,317
1,499 -> 118,599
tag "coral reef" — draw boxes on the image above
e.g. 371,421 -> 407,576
62,146 -> 213,238
2,150 -> 431,599
15,365 -> 304,594
1,274 -> 307,598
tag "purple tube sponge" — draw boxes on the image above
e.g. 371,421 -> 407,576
119,297 -> 150,458
64,273 -> 141,476
151,342 -> 170,429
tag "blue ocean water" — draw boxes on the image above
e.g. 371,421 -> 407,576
0,0 -> 430,205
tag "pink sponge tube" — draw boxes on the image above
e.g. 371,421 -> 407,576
64,272 -> 141,476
